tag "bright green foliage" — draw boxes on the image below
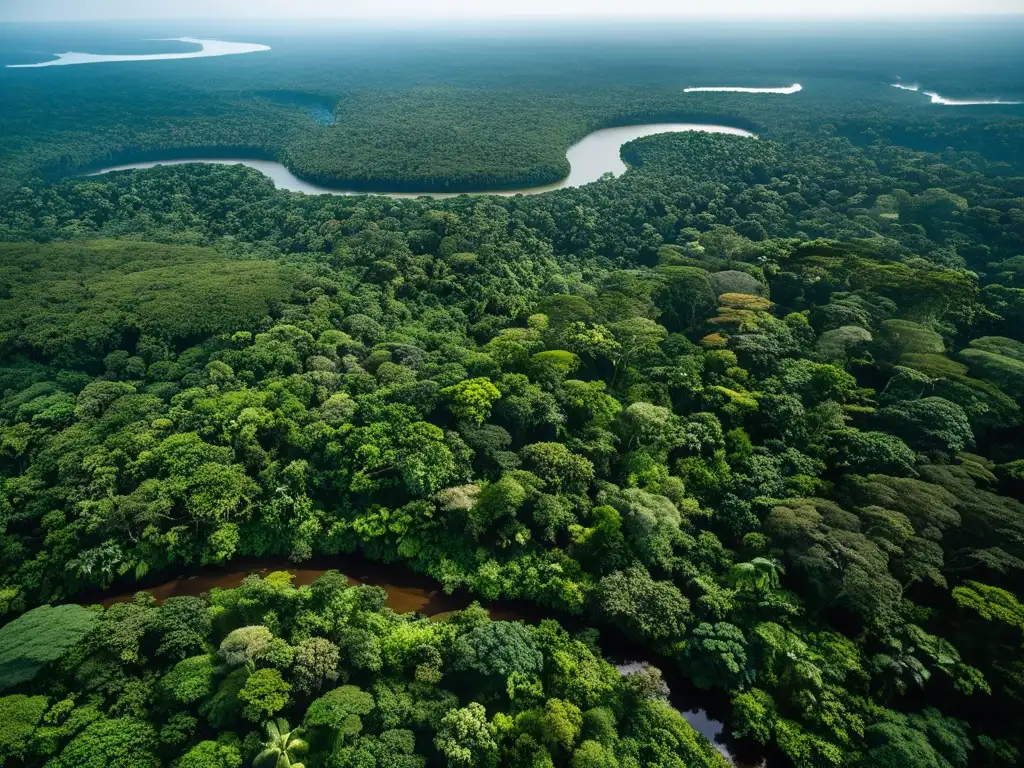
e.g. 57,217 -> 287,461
952,582 -> 1024,630
254,718 -> 308,768
731,687 -> 776,744
728,558 -> 783,595
0,604 -> 98,690
346,416 -> 457,496
0,695 -> 48,764
304,685 -> 375,737
176,740 -> 243,768
442,378 -> 502,425
571,739 -> 619,767
537,698 -> 583,754
162,654 -> 218,705
46,717 -> 160,768
627,699 -> 731,768
434,702 -> 498,767
239,668 -> 292,722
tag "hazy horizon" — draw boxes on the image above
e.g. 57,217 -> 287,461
2,0 -> 1022,22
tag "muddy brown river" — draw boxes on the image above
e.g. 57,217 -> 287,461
96,555 -> 767,767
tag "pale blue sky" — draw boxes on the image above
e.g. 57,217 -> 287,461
2,0 -> 1021,21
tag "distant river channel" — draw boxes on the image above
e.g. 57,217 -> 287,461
88,122 -> 756,198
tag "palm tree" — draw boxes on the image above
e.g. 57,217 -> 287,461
253,718 -> 309,768
728,557 -> 783,594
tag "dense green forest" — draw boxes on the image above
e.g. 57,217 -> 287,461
0,575 -> 731,768
2,21 -> 1024,193
1,18 -> 1024,768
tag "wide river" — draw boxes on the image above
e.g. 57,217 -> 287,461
96,554 -> 765,768
7,38 -> 270,68
88,122 -> 756,197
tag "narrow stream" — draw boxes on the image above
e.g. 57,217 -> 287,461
96,555 -> 767,767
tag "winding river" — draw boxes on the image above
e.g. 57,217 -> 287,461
889,82 -> 1022,105
87,122 -> 756,198
96,555 -> 766,768
6,38 -> 271,68
684,84 -> 801,94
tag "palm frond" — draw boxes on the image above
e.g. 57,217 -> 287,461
252,748 -> 279,768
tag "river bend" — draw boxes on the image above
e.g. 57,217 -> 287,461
88,122 -> 756,197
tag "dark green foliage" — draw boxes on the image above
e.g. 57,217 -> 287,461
162,654 -> 218,705
829,428 -> 916,476
0,24 -> 1023,768
652,267 -> 718,332
305,685 -> 375,732
0,605 -> 98,690
453,621 -> 544,679
682,622 -> 751,690
593,566 -> 690,642
0,576 -> 729,768
152,597 -> 211,660
859,709 -> 971,768
877,397 -> 973,454
0,241 -> 298,360
45,716 -> 160,768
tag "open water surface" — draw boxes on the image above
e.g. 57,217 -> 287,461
88,122 -> 757,197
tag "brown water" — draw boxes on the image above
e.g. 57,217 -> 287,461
98,556 -> 467,614
97,555 -> 766,768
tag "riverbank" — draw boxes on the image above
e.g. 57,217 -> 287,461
93,554 -> 769,768
86,121 -> 757,197
7,37 -> 271,68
